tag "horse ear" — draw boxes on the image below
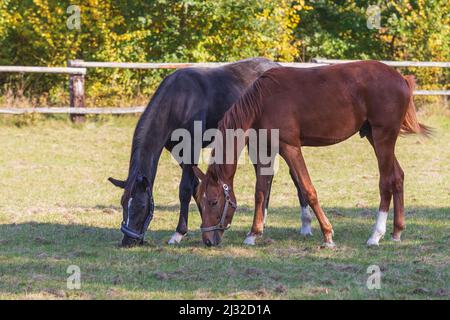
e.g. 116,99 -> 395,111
192,166 -> 206,181
108,177 -> 126,189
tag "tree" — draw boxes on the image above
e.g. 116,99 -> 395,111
0,0 -> 303,106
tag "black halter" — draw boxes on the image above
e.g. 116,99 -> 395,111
200,184 -> 237,233
120,190 -> 154,240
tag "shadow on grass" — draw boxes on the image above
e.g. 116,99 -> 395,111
91,203 -> 450,220
0,206 -> 448,299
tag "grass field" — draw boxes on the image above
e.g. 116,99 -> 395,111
0,113 -> 448,300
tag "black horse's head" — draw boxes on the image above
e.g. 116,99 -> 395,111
108,174 -> 154,247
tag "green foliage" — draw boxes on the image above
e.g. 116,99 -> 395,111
297,0 -> 449,91
385,0 -> 450,91
0,0 -> 301,106
0,0 -> 448,107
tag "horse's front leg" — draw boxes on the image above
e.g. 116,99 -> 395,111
288,169 -> 313,236
168,165 -> 198,244
244,164 -> 273,245
280,143 -> 335,247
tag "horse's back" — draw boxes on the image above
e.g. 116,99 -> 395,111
256,61 -> 410,146
263,60 -> 406,94
145,58 -> 279,152
163,59 -> 279,127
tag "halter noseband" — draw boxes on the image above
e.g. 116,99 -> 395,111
200,184 -> 237,233
120,189 -> 154,241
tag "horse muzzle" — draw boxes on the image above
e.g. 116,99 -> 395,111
202,230 -> 223,247
120,234 -> 144,247
119,195 -> 154,247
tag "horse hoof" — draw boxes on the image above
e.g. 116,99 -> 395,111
300,226 -> 313,237
168,232 -> 184,245
366,236 -> 383,246
391,236 -> 401,242
243,235 -> 257,246
320,241 -> 336,249
367,231 -> 385,247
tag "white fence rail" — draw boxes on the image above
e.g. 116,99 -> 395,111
0,66 -> 86,74
414,90 -> 450,96
312,58 -> 450,68
68,60 -> 327,69
0,59 -> 448,117
0,107 -> 145,115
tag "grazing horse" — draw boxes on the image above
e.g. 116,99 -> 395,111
108,58 -> 313,247
193,60 -> 430,247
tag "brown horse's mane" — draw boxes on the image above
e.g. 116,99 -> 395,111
207,70 -> 280,182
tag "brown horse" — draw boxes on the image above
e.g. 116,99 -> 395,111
192,60 -> 430,247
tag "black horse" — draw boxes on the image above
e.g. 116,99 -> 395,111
108,58 -> 312,247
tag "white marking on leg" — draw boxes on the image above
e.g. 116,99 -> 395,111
300,206 -> 313,236
263,208 -> 268,225
168,232 -> 184,245
321,241 -> 336,248
243,234 -> 256,246
367,211 -> 388,246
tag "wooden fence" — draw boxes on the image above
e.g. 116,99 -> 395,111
0,59 -> 448,119
312,58 -> 450,68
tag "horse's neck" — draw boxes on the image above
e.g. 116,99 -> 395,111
129,147 -> 161,188
128,108 -> 173,186
214,133 -> 245,183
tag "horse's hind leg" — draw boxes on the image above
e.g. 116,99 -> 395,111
280,143 -> 334,247
244,163 -> 273,245
168,164 -> 198,244
392,157 -> 405,241
289,169 -> 313,236
366,127 -> 403,246
263,171 -> 273,226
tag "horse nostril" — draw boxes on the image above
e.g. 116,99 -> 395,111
205,239 -> 212,247
213,231 -> 222,245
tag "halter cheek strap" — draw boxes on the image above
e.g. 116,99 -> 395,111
200,184 -> 237,233
120,190 -> 154,240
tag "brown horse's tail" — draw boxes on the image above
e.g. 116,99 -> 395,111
401,75 -> 432,137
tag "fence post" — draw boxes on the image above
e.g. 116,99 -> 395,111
68,59 -> 85,122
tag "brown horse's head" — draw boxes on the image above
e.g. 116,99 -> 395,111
192,166 -> 237,246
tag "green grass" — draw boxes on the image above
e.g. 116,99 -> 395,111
0,114 -> 449,300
